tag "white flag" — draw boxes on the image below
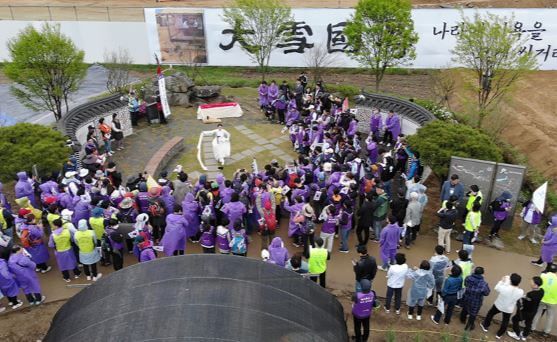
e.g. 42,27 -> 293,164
532,182 -> 548,213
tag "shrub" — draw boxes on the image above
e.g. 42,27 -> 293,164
328,84 -> 360,98
406,120 -> 503,179
412,98 -> 455,122
0,123 -> 70,182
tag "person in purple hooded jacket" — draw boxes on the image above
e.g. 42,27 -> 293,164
258,80 -> 269,109
488,191 -> 512,239
19,215 -> 51,273
135,182 -> 150,214
161,204 -> 188,256
182,193 -> 201,242
532,214 -> 557,271
160,186 -> 175,217
283,196 -> 305,247
268,237 -> 289,267
382,111 -> 401,146
370,108 -> 382,138
220,193 -> 247,230
379,215 -> 402,271
0,182 -> 10,211
15,171 -> 37,208
8,245 -> 45,306
49,218 -> 81,281
0,257 -> 23,309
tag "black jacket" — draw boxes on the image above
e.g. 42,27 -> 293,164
437,208 -> 458,229
354,255 -> 377,282
357,200 -> 374,227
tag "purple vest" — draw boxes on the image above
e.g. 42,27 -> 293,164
200,227 -> 216,248
322,216 -> 337,234
352,292 -> 374,319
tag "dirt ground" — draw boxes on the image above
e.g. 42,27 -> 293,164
449,70 -> 557,191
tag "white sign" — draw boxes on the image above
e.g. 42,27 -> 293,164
145,8 -> 557,70
158,76 -> 172,118
532,181 -> 547,213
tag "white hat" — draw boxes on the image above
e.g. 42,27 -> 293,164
325,148 -> 334,154
61,209 -> 73,218
261,249 -> 270,260
65,171 -> 77,178
323,162 -> 332,172
308,105 -> 315,110
79,169 -> 89,178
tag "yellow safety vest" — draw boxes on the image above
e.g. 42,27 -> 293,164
541,272 -> 557,305
308,247 -> 328,274
464,211 -> 481,232
0,210 -> 7,230
466,191 -> 483,211
89,217 -> 106,240
52,228 -> 72,252
47,213 -> 60,230
74,230 -> 95,253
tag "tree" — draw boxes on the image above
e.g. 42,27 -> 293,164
344,0 -> 418,91
303,43 -> 342,85
406,120 -> 503,179
222,0 -> 293,80
451,12 -> 538,128
104,48 -> 133,94
4,23 -> 87,121
0,123 -> 71,182
430,68 -> 457,110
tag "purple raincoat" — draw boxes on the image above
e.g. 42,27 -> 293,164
21,224 -> 49,265
541,216 -> 557,263
161,186 -> 175,215
268,83 -> 279,103
161,213 -> 188,256
182,193 -> 200,238
221,201 -> 247,229
0,259 -> 19,297
48,227 -> 78,271
8,253 -> 41,294
15,172 -> 36,207
73,198 -> 91,225
283,200 -> 305,237
380,223 -> 401,265
258,83 -> 269,106
370,113 -> 382,135
0,182 -> 10,210
385,113 -> 401,139
268,237 -> 289,267
39,181 -> 58,203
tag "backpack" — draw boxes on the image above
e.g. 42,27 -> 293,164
288,172 -> 298,188
364,179 -> 374,194
148,198 -> 165,217
262,208 -> 277,232
293,211 -> 306,224
373,195 -> 389,219
201,205 -> 213,223
229,231 -> 247,254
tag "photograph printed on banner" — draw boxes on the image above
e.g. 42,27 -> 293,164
155,9 -> 207,64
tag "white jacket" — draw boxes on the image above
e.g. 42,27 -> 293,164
494,278 -> 524,313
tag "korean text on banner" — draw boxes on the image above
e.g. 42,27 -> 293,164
158,76 -> 171,118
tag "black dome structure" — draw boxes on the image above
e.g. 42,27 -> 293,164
45,255 -> 348,342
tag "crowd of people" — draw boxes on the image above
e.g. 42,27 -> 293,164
0,73 -> 555,341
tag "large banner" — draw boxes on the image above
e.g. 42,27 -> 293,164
145,8 -> 557,70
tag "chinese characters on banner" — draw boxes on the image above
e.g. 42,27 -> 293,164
144,8 -> 557,69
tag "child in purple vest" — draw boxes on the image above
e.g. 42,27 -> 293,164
216,218 -> 231,254
352,278 -> 375,342
199,221 -> 216,253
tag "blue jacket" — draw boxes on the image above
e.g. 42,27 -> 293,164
440,181 -> 464,202
442,275 -> 463,297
